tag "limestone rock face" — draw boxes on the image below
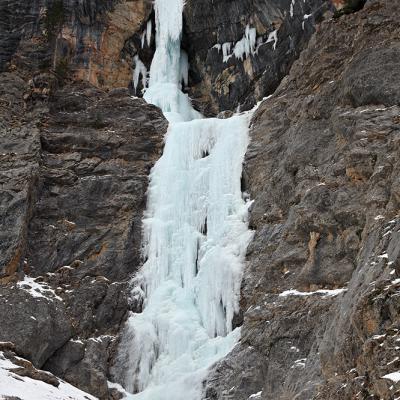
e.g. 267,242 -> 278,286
0,287 -> 72,367
1,0 -> 400,399
0,0 -> 153,89
183,0 -> 332,114
27,84 -> 165,281
0,72 -> 166,397
0,1 -> 164,397
205,1 -> 400,399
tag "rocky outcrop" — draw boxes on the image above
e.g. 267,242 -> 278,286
0,344 -> 98,399
0,0 -> 154,89
0,287 -> 71,367
0,1 -> 165,397
0,70 -> 166,397
183,0 -> 332,115
1,0 -> 338,115
1,0 -> 399,399
205,0 -> 400,399
0,73 -> 40,284
27,83 -> 165,280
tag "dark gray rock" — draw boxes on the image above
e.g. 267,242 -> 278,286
0,77 -> 166,398
183,0 -> 332,114
342,44 -> 400,107
0,287 -> 71,367
0,72 -> 41,283
205,1 -> 400,399
43,339 -> 86,377
46,336 -> 115,399
26,84 -> 165,281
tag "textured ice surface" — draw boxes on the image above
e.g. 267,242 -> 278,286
142,0 -> 198,122
120,114 -> 253,400
133,56 -> 148,92
119,0 -> 253,399
215,24 -> 277,63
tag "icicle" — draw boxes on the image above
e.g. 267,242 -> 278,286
218,25 -> 257,63
133,55 -> 148,93
146,20 -> 152,47
141,20 -> 153,48
266,29 -> 278,50
222,42 -> 232,62
290,0 -> 295,17
214,24 -> 279,63
232,25 -> 257,60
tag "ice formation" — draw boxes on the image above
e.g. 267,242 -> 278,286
290,0 -> 295,18
217,25 -> 257,62
214,24 -> 278,63
266,29 -> 278,50
133,56 -> 148,92
141,20 -> 152,48
117,0 -> 253,399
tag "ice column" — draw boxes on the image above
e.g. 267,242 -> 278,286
117,0 -> 253,399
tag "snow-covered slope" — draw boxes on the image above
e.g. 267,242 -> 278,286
0,351 -> 97,400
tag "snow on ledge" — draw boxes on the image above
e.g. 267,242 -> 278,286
249,391 -> 262,399
382,371 -> 400,383
16,276 -> 62,301
279,288 -> 347,298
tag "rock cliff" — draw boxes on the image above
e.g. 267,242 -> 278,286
183,0 -> 331,114
205,1 -> 400,399
0,68 -> 166,399
0,0 -> 153,88
1,0 -> 399,399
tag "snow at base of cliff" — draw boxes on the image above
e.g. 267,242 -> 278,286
0,352 -> 97,400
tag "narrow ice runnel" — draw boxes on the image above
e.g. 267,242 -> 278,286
116,0 -> 254,399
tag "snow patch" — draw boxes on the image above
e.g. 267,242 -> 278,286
16,276 -> 62,301
0,352 -> 97,400
382,371 -> 400,383
279,288 -> 347,297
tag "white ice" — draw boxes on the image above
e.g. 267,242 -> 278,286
119,114 -> 253,400
141,19 -> 152,48
220,25 -> 257,63
290,0 -> 295,18
216,24 -> 277,63
266,30 -> 278,50
233,25 -> 257,60
133,56 -> 148,93
117,0 -> 253,399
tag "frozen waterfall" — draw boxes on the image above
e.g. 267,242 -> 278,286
116,0 -> 253,398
